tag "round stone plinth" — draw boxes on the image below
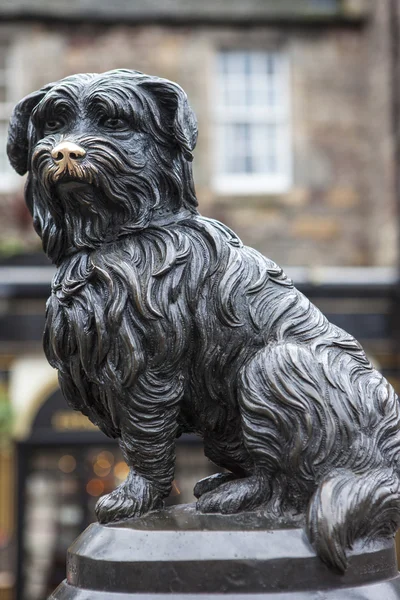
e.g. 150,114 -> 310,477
49,503 -> 400,599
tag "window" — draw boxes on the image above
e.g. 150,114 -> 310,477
214,50 -> 291,195
0,40 -> 19,192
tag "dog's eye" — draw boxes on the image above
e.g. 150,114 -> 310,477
44,119 -> 63,133
100,117 -> 129,131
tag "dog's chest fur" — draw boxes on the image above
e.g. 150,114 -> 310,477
44,235 -> 191,388
42,217 -> 305,430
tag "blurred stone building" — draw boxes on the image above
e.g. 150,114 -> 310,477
0,0 -> 400,598
0,0 -> 395,266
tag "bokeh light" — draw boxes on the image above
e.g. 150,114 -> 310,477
86,479 -> 105,497
93,458 -> 112,477
96,451 -> 115,465
114,461 -> 129,481
58,455 -> 77,474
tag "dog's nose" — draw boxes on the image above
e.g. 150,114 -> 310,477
51,141 -> 86,163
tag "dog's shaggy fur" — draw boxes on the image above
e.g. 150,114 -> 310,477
8,69 -> 400,572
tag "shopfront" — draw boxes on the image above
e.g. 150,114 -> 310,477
14,382 -> 214,600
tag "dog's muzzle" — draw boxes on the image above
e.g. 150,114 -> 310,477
50,141 -> 87,181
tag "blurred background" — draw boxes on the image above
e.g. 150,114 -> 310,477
0,0 -> 399,598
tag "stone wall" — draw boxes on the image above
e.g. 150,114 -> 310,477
1,6 -> 397,267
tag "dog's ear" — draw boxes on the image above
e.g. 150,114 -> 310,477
140,79 -> 198,162
7,82 -> 56,175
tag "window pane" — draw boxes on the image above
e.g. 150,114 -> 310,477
253,123 -> 278,174
252,53 -> 284,108
221,77 -> 247,107
215,49 -> 290,188
219,114 -> 281,176
218,51 -> 288,110
222,123 -> 282,176
221,123 -> 255,174
225,123 -> 281,175
218,51 -> 247,75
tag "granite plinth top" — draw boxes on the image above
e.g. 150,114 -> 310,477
49,503 -> 400,599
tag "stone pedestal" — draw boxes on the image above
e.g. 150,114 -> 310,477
49,503 -> 400,599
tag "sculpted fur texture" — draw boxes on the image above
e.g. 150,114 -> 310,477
8,69 -> 400,573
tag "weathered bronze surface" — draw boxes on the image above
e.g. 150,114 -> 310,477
7,70 -> 400,578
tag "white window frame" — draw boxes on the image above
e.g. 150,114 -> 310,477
213,50 -> 292,195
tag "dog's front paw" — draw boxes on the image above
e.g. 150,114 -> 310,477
196,475 -> 269,514
95,470 -> 163,524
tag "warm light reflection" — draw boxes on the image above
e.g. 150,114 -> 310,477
93,458 -> 112,477
114,461 -> 129,481
86,479 -> 105,497
96,451 -> 115,465
171,480 -> 181,496
58,455 -> 77,474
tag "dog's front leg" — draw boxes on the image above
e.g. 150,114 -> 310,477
95,372 -> 182,524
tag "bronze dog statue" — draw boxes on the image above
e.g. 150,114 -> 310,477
8,69 -> 400,572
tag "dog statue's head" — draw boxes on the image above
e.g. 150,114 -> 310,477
7,69 -> 198,263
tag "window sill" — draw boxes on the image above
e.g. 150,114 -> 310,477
213,175 -> 291,196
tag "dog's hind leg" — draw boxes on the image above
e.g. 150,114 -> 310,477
198,343 -> 318,515
196,405 -> 272,513
194,423 -> 253,500
194,472 -> 238,499
95,371 -> 183,524
196,472 -> 271,513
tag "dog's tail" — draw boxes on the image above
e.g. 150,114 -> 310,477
306,467 -> 400,573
